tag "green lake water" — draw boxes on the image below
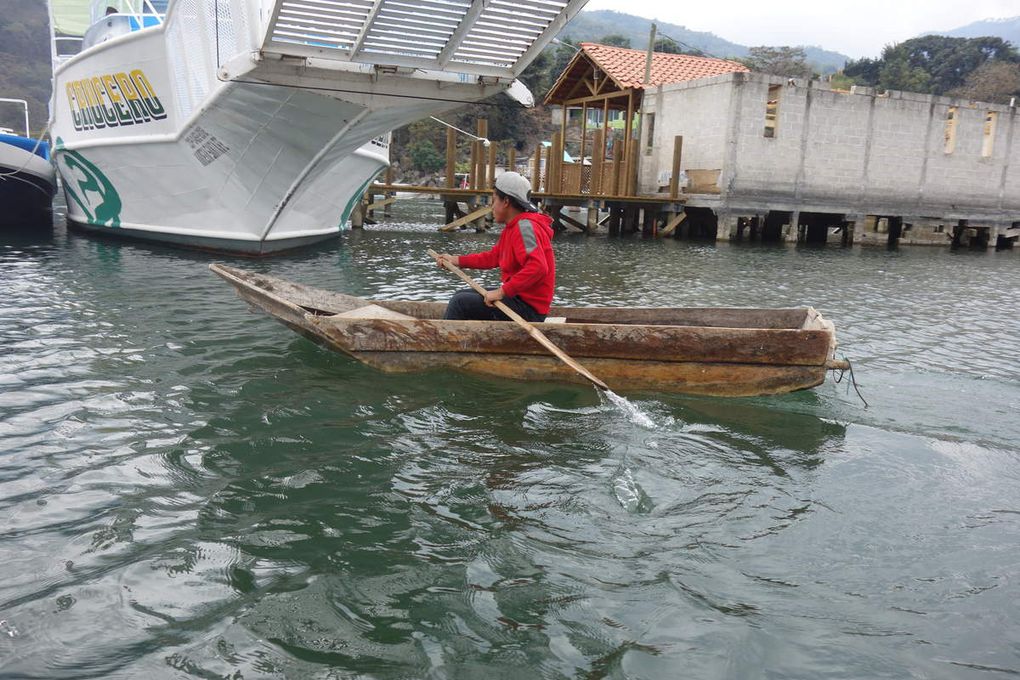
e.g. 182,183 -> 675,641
1,197 -> 1019,678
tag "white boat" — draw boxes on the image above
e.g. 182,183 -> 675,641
46,0 -> 585,254
0,99 -> 56,227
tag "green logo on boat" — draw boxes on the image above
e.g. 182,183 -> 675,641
56,137 -> 122,227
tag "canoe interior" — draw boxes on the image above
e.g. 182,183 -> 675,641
209,264 -> 815,329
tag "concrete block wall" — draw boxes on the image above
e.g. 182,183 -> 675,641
728,77 -> 813,201
921,100 -> 1016,214
637,74 -> 734,194
639,71 -> 1020,227
1003,109 -> 1020,212
861,94 -> 930,207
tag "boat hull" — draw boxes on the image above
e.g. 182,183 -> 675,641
0,141 -> 56,227
48,1 -> 503,255
210,265 -> 841,397
53,67 -> 391,253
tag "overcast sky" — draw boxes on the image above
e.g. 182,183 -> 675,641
583,0 -> 1019,58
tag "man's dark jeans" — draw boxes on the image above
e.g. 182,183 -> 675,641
443,288 -> 545,321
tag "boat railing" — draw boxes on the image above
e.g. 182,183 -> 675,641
81,0 -> 165,51
0,99 -> 31,138
89,0 -> 165,26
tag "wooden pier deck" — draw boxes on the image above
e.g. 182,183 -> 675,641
352,118 -> 690,237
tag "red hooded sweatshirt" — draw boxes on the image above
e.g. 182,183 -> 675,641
458,212 -> 556,315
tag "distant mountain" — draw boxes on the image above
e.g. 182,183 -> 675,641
560,11 -> 748,60
922,16 -> 1020,47
558,10 -> 852,74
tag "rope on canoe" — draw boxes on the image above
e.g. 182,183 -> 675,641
832,356 -> 868,408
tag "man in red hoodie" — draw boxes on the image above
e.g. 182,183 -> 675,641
435,171 -> 555,321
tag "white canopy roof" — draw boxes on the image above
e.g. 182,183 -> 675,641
263,0 -> 589,78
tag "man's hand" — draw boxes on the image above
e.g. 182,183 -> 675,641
435,253 -> 459,269
483,287 -> 505,307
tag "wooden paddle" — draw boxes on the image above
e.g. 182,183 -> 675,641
428,248 -> 609,391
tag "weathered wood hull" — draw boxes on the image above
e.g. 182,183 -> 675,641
210,264 -> 843,396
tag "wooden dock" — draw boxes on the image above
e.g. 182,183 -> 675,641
352,118 -> 690,237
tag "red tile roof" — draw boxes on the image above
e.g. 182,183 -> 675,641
580,42 -> 749,89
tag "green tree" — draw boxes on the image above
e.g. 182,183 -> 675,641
739,46 -> 813,79
843,57 -> 881,85
409,140 -> 445,174
600,34 -> 631,48
878,53 -> 930,93
653,37 -> 683,54
852,35 -> 1020,95
518,38 -> 580,100
947,60 -> 1020,103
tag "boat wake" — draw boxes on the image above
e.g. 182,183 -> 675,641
602,390 -> 657,429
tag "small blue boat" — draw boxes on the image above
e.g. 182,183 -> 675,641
0,98 -> 56,227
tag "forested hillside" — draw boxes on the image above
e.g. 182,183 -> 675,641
0,0 -> 51,135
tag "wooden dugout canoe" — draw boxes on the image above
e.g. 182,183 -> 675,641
210,264 -> 849,397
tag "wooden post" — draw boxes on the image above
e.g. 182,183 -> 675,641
624,91 -> 635,195
591,129 -> 604,196
384,165 -> 394,217
551,130 -> 563,194
642,207 -> 657,237
587,205 -> 598,233
608,205 -> 621,236
548,203 -> 563,231
487,142 -> 496,190
476,118 -> 488,188
624,205 -> 639,234
532,145 -> 541,192
669,135 -> 683,200
610,139 -> 623,197
561,105 -> 568,144
351,198 -> 365,229
469,140 -> 479,190
659,211 -> 687,238
601,97 -> 610,186
508,147 -> 516,174
446,128 -> 456,189
579,102 -> 588,193
440,205 -> 492,232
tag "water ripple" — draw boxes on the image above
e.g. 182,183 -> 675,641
1,204 -> 1019,677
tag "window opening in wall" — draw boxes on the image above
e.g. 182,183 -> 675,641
645,112 -> 655,155
982,111 -> 997,157
764,85 -> 780,138
944,107 -> 958,154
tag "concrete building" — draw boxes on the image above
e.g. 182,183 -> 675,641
638,70 -> 1020,247
546,43 -> 1020,247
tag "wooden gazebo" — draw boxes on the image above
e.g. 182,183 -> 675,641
543,42 -> 748,197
